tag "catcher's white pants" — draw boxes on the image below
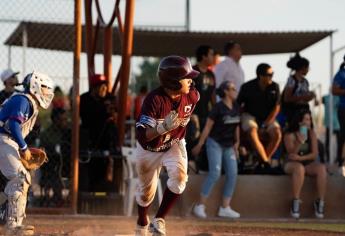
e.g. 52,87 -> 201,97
0,134 -> 30,228
135,139 -> 188,207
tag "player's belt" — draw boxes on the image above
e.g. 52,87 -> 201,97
146,138 -> 179,152
146,146 -> 170,152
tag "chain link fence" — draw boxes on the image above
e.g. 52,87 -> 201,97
0,0 -> 75,210
0,0 -> 117,212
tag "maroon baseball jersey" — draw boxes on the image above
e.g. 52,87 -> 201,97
136,86 -> 199,152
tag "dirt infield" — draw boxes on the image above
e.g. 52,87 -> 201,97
1,215 -> 345,236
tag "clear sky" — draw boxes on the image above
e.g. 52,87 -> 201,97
0,0 -> 344,95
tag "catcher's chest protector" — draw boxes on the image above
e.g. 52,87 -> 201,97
17,94 -> 39,139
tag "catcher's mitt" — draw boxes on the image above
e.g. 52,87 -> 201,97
20,147 -> 48,170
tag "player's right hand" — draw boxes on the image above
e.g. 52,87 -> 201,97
163,110 -> 180,130
20,148 -> 32,161
157,111 -> 180,134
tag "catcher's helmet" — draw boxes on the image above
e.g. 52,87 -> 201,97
23,71 -> 54,109
158,56 -> 199,90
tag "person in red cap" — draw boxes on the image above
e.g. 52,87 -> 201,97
135,56 -> 200,236
79,74 -> 119,192
80,74 -> 109,149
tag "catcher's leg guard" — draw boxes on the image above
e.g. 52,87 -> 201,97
0,191 -> 8,225
4,170 -> 31,229
5,224 -> 34,236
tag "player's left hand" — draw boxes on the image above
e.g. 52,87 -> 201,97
20,147 -> 48,170
20,148 -> 32,161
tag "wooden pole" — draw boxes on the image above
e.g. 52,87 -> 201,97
84,0 -> 94,81
104,26 -> 113,92
71,0 -> 82,214
118,0 -> 135,145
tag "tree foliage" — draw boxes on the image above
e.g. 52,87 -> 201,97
131,58 -> 160,94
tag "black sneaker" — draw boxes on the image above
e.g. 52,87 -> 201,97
314,199 -> 324,219
290,199 -> 301,219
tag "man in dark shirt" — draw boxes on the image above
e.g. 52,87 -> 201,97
80,74 -> 109,149
135,56 -> 199,236
237,63 -> 281,164
192,45 -> 216,129
0,69 -> 20,105
80,74 -> 117,192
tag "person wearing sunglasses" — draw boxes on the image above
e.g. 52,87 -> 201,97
237,63 -> 281,165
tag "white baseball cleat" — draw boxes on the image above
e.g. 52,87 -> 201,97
149,217 -> 166,236
135,223 -> 149,236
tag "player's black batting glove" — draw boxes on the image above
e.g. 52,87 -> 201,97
156,110 -> 180,135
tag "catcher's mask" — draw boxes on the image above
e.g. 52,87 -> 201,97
22,72 -> 54,109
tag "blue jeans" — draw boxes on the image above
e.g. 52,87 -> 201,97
201,137 -> 238,198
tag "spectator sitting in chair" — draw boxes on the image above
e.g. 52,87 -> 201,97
283,109 -> 327,219
237,63 -> 281,165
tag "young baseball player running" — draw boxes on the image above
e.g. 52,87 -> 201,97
0,72 -> 54,235
135,56 -> 200,236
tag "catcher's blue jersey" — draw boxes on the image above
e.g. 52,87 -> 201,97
0,95 -> 33,150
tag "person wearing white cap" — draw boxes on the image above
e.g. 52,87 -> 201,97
0,69 -> 20,105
